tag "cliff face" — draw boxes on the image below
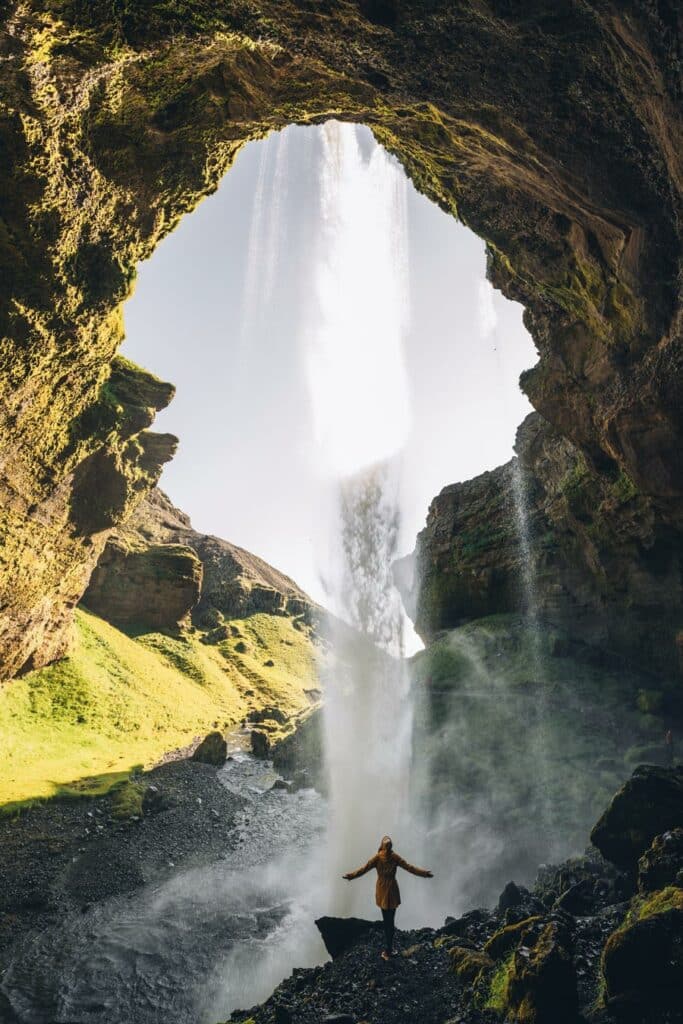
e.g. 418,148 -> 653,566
83,488 -> 315,631
400,413 -> 683,682
0,1 -> 681,678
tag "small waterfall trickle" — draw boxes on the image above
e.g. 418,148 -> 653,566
509,456 -> 559,853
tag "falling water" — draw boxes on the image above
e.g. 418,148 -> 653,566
510,456 -> 559,852
304,121 -> 418,913
239,130 -> 290,349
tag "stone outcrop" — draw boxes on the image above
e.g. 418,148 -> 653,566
638,829 -> 683,893
0,356 -> 176,677
398,413 -> 683,680
88,488 -> 314,629
0,2 -> 681,679
83,536 -> 202,630
80,487 -> 315,639
590,765 -> 683,870
315,916 -> 383,960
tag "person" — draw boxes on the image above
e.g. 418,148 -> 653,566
343,836 -> 433,960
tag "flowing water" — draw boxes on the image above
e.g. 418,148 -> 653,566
2,737 -> 327,1024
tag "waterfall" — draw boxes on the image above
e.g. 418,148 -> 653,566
509,456 -> 559,853
239,130 -> 290,349
303,121 -> 417,914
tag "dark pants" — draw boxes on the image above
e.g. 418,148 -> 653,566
381,909 -> 396,953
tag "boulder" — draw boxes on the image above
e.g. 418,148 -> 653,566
504,918 -> 579,1024
484,916 -> 543,960
601,888 -> 683,1016
637,828 -> 683,893
590,766 -> 683,869
498,880 -> 525,913
315,916 -> 383,959
448,946 -> 493,983
191,731 -> 227,766
272,706 -> 324,787
251,730 -> 271,759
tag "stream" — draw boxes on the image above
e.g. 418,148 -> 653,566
1,735 -> 328,1024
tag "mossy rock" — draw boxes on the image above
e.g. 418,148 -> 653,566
110,779 -> 144,820
503,920 -> 578,1024
448,945 -> 494,984
601,887 -> 683,1013
484,916 -> 543,961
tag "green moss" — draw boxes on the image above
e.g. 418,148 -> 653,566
110,777 -> 144,819
559,457 -> 590,505
0,607 -> 317,808
631,886 -> 683,923
610,470 -> 637,505
485,953 -> 515,1012
484,916 -> 542,960
448,946 -> 494,984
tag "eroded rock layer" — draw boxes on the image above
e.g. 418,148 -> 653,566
0,1 -> 681,676
84,488 -> 315,631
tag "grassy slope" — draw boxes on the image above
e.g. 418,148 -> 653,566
0,607 -> 318,809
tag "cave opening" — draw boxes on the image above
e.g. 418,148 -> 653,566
121,121 -> 536,617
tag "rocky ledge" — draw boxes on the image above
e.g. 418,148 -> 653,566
83,488 -> 316,633
228,765 -> 683,1024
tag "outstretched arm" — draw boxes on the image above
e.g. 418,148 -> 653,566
343,855 -> 378,880
395,855 -> 433,878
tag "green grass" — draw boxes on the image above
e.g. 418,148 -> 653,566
0,607 -> 318,809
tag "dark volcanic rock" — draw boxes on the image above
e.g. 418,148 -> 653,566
505,917 -> 579,1024
601,897 -> 683,1018
591,766 -> 683,869
637,829 -> 683,893
250,730 -> 271,759
315,916 -> 383,959
191,731 -> 228,766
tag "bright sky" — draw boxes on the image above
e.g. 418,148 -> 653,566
122,123 -> 536,606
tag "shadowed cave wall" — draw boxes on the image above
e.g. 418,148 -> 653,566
0,0 -> 681,680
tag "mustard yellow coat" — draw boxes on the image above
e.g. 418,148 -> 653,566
346,850 -> 431,910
